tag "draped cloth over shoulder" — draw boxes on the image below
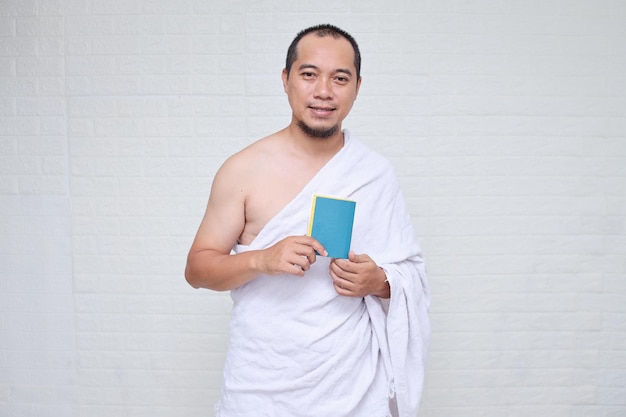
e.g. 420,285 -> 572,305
215,131 -> 430,417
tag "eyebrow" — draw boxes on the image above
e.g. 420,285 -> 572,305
298,64 -> 353,77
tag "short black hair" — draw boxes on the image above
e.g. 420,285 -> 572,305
285,24 -> 361,80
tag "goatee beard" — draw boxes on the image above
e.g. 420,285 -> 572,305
297,121 -> 338,139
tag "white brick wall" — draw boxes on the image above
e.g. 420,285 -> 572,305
1,1 -> 625,416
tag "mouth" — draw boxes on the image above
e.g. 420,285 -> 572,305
308,105 -> 336,116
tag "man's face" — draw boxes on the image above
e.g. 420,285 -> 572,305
282,34 -> 361,139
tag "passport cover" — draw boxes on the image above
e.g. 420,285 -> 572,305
307,194 -> 356,259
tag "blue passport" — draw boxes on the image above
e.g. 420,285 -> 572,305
307,194 -> 356,259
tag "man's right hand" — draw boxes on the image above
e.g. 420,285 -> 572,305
258,236 -> 327,277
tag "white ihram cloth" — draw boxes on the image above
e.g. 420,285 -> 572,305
215,130 -> 430,417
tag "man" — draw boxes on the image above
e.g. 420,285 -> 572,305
185,24 -> 430,417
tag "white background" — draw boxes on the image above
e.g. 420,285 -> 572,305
1,0 -> 625,416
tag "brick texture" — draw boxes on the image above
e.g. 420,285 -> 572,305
1,1 -> 625,416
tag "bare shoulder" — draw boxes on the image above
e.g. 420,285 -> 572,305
218,132 -> 285,178
208,132 -> 287,214
210,132 -> 292,245
190,134 -> 282,251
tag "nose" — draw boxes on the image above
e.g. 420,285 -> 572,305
313,77 -> 333,99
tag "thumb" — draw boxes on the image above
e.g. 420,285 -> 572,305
348,251 -> 369,263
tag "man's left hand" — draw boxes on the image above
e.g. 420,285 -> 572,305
329,251 -> 390,298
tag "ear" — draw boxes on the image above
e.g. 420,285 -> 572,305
281,68 -> 289,92
355,76 -> 362,98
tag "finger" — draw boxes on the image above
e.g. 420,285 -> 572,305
310,238 -> 328,257
333,276 -> 348,291
290,252 -> 312,272
328,263 -> 346,283
290,264 -> 306,277
292,236 -> 325,258
348,251 -> 372,264
331,258 -> 357,275
333,278 -> 358,297
329,259 -> 350,278
302,244 -> 319,265
331,267 -> 358,291
280,259 -> 306,276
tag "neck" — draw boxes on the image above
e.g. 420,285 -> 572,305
285,123 -> 345,158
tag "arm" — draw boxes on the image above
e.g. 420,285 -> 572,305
185,158 -> 327,291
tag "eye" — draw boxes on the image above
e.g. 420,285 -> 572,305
334,76 -> 350,84
302,72 -> 316,79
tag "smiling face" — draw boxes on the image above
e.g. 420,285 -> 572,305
282,33 -> 361,140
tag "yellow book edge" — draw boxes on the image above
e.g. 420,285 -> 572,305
306,195 -> 318,236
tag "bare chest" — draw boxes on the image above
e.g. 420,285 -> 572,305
238,164 -> 319,246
